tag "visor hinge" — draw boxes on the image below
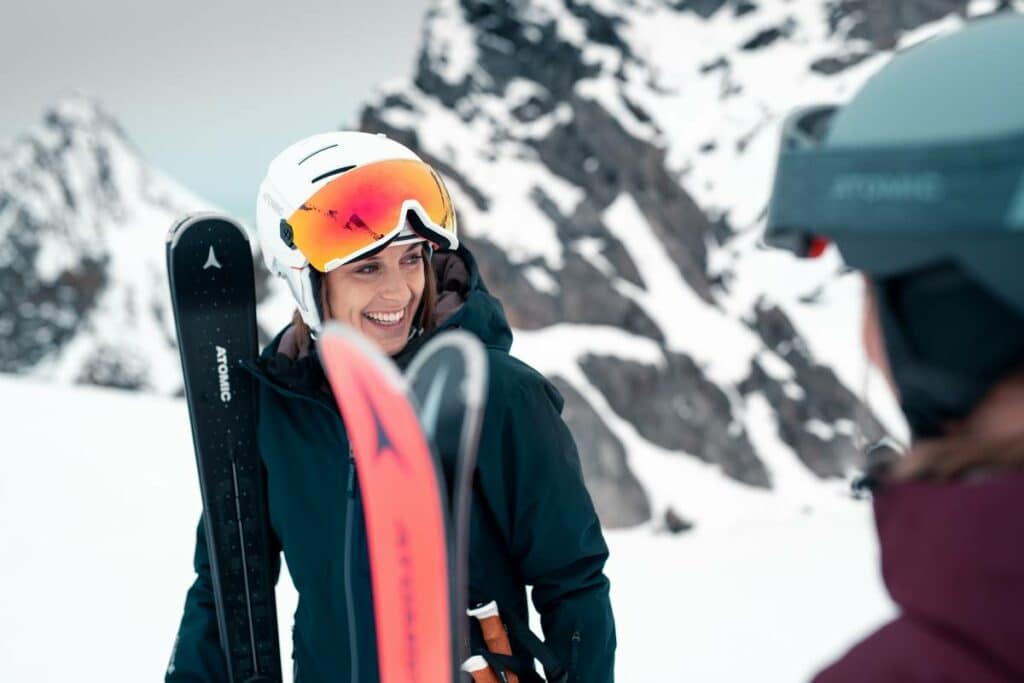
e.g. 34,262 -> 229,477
280,219 -> 297,250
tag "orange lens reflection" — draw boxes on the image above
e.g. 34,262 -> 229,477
288,159 -> 456,272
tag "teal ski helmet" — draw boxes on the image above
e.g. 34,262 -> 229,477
765,13 -> 1024,438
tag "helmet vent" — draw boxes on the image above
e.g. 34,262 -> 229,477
311,165 -> 356,184
298,143 -> 339,165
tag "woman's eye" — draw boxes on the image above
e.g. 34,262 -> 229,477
403,254 -> 423,266
355,264 -> 378,274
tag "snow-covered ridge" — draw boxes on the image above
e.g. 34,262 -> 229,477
0,94 -> 209,391
0,93 -> 294,393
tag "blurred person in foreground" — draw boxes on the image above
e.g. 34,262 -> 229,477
167,132 -> 614,682
766,12 -> 1024,682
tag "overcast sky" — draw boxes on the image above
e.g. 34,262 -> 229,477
1,0 -> 427,221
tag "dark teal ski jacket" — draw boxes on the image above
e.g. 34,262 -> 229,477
167,246 -> 616,682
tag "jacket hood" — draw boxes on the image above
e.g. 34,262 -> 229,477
876,472 -> 1024,676
398,244 -> 513,359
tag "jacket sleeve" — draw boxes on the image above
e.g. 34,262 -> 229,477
166,517 -> 282,682
480,371 -> 617,682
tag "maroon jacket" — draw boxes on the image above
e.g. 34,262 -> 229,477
815,472 -> 1024,682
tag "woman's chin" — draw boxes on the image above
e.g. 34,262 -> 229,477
359,318 -> 411,355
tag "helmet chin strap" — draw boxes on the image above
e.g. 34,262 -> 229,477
307,268 -> 326,341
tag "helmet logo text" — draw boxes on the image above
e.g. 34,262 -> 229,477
829,172 -> 944,203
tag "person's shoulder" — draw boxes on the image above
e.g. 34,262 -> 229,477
485,348 -> 562,407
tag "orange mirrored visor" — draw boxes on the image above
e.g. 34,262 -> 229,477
287,158 -> 457,272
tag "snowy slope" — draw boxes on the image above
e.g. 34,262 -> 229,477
0,375 -> 894,682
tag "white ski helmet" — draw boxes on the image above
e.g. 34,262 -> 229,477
256,131 -> 459,332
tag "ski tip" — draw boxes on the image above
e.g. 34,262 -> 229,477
406,329 -> 489,407
165,212 -> 251,248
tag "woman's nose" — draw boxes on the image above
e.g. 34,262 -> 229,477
378,266 -> 410,301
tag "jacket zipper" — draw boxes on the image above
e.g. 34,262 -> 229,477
345,451 -> 360,682
570,631 -> 581,683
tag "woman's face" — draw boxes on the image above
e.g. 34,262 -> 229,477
323,242 -> 426,356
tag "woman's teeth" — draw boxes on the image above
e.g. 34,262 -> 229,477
364,310 -> 405,326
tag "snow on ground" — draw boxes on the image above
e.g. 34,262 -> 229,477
0,374 -> 894,682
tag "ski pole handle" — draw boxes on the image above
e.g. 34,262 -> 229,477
462,655 -> 502,683
467,601 -> 519,683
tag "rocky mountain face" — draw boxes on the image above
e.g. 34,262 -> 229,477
0,96 -> 292,393
0,96 -> 211,392
359,0 -> 1011,527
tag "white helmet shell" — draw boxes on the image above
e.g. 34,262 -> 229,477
256,131 -> 425,332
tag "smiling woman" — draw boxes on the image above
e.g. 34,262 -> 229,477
166,131 -> 617,683
323,241 -> 435,354
290,239 -> 438,357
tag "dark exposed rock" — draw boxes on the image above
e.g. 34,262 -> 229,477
468,237 -> 664,338
378,93 -> 416,111
0,215 -> 107,372
581,352 -> 771,487
669,0 -> 730,19
708,211 -> 736,246
810,51 -> 873,75
533,95 -> 716,304
664,507 -> 695,534
740,19 -> 796,51
420,0 -> 601,106
565,0 -> 634,54
825,0 -> 969,49
734,1 -> 759,17
700,56 -> 730,74
510,93 -> 556,124
557,198 -> 644,288
621,94 -> 653,125
741,301 -> 886,477
77,347 -> 147,390
748,299 -> 815,371
551,377 -> 652,528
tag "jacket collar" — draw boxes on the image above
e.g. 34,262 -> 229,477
875,471 -> 1024,675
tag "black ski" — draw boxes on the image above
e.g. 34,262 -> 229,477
167,212 -> 282,683
406,330 -> 489,666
